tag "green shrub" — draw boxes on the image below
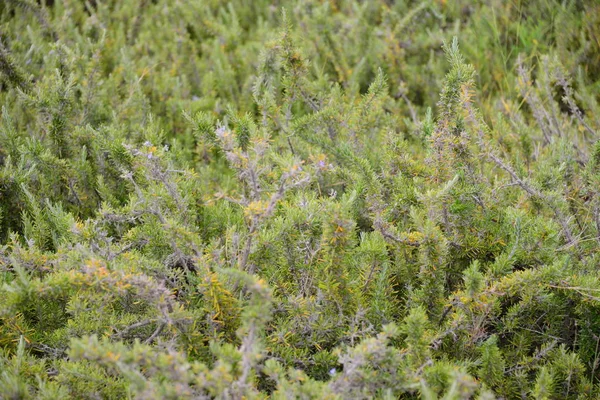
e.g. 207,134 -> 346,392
1,0 -> 599,398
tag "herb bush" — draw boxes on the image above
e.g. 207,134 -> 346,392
1,0 -> 600,398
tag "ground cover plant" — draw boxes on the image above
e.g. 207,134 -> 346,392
1,0 -> 600,398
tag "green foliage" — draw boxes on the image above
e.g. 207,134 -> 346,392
1,0 -> 600,398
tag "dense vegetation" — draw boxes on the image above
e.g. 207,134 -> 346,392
1,0 -> 600,398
